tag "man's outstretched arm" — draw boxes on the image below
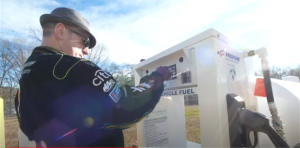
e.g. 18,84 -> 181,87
81,61 -> 171,130
107,71 -> 166,129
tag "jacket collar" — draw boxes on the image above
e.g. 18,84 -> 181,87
32,46 -> 85,61
33,46 -> 66,55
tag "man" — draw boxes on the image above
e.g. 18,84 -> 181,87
15,7 -> 172,147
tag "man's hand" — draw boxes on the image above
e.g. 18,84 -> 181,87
155,66 -> 172,81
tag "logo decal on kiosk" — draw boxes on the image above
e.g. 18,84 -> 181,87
229,69 -> 236,81
217,50 -> 225,57
217,49 -> 240,63
228,64 -> 236,81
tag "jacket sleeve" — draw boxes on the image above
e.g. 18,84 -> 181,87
108,72 -> 165,129
80,61 -> 165,130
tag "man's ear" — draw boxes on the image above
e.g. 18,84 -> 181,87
54,23 -> 66,40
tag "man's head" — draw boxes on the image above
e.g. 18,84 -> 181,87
39,7 -> 96,58
41,22 -> 90,58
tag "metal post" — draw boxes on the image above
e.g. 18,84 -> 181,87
0,98 -> 5,148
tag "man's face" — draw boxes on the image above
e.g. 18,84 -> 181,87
54,23 -> 90,58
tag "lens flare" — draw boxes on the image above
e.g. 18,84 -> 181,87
39,141 -> 47,147
84,117 -> 94,128
55,128 -> 77,141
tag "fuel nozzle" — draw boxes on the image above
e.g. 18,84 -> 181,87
239,109 -> 290,148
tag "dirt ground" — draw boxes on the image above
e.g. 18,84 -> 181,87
4,117 -> 19,147
4,106 -> 200,147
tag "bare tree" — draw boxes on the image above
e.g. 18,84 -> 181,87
284,65 -> 300,79
255,66 -> 295,80
7,38 -> 32,84
116,63 -> 135,86
87,44 -> 110,67
106,63 -> 135,86
2,78 -> 17,116
105,62 -> 120,74
0,38 -> 24,116
0,39 -> 16,90
29,28 -> 42,43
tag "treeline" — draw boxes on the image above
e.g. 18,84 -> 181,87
255,65 -> 300,80
0,28 -> 135,116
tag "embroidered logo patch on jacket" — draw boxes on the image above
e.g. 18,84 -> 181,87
109,84 -> 121,103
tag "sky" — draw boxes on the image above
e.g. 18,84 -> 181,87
1,0 -> 300,70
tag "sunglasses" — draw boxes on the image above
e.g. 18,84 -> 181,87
67,28 -> 90,49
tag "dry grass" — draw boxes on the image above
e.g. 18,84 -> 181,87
123,124 -> 138,147
4,106 -> 200,147
185,105 -> 201,144
4,117 -> 19,147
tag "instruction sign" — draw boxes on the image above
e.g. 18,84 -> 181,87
143,109 -> 169,147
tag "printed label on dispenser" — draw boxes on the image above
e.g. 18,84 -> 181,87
143,108 -> 169,147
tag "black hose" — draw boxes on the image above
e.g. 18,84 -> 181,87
261,57 -> 286,142
265,125 -> 290,148
262,69 -> 275,103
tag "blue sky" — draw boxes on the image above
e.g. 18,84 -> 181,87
1,0 -> 300,70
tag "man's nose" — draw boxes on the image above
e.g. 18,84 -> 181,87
83,47 -> 89,55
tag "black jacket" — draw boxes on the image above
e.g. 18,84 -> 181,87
15,46 -> 165,147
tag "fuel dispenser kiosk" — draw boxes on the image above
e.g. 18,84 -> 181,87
133,28 -> 299,148
134,28 -> 258,147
